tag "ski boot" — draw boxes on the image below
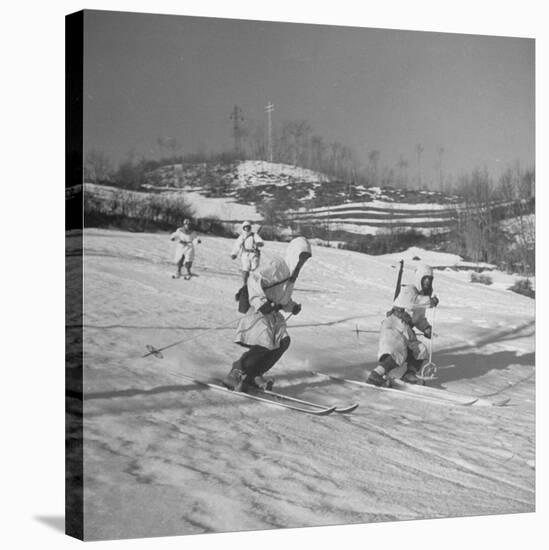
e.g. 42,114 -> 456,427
418,361 -> 438,380
401,369 -> 420,384
366,369 -> 392,387
223,366 -> 248,391
249,375 -> 274,391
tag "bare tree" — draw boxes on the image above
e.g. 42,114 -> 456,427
415,144 -> 424,189
437,147 -> 445,192
520,168 -> 535,199
157,136 -> 166,158
368,149 -> 380,187
167,137 -> 179,158
279,120 -> 312,166
230,105 -> 245,156
247,121 -> 266,160
457,169 -> 496,263
84,149 -> 113,183
328,141 -> 344,177
310,135 -> 326,172
498,165 -> 535,274
157,136 -> 179,159
397,155 -> 409,189
295,121 -> 312,167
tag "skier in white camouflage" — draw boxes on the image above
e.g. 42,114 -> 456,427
224,236 -> 312,392
230,221 -> 264,284
367,263 -> 439,386
170,219 -> 201,279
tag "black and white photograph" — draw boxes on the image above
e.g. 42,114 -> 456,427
5,2 -> 546,549
65,6 -> 539,543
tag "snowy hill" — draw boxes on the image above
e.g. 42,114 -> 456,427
86,160 -> 532,245
140,159 -> 462,235
69,228 -> 535,540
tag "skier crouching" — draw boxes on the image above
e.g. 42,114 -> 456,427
224,237 -> 312,392
367,264 -> 439,386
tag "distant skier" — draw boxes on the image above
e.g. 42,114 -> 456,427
231,221 -> 264,284
367,263 -> 439,386
223,236 -> 312,392
170,219 -> 201,280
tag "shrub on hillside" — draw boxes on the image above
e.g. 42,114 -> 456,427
508,278 -> 535,299
84,189 -> 195,231
470,272 -> 493,285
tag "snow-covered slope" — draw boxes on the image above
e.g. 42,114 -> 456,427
234,160 -> 331,187
87,160 -> 532,241
138,160 -> 462,235
73,229 -> 535,540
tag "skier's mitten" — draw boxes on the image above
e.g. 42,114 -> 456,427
291,303 -> 302,315
430,296 -> 439,307
423,326 -> 432,339
231,254 -> 237,260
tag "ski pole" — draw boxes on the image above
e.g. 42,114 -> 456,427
428,307 -> 435,364
143,316 -> 241,359
354,325 -> 378,337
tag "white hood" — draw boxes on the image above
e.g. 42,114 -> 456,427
256,237 -> 311,288
258,255 -> 291,288
285,237 -> 312,274
414,263 -> 434,291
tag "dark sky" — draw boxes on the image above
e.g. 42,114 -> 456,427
83,9 -> 534,182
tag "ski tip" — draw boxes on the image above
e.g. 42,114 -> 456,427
315,406 -> 337,416
463,399 -> 480,406
335,403 -> 359,414
493,397 -> 511,407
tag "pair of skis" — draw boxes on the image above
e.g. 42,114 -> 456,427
172,273 -> 198,280
177,372 -> 358,416
311,371 -> 510,407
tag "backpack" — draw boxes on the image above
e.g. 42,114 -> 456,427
235,285 -> 251,314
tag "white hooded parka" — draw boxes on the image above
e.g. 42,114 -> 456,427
235,237 -> 311,350
376,264 -> 434,366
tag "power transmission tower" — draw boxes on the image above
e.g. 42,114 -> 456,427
230,106 -> 244,156
264,102 -> 274,162
438,147 -> 445,192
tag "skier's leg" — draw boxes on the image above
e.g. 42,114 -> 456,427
224,338 -> 290,391
224,345 -> 272,391
241,253 -> 252,284
184,261 -> 193,278
401,344 -> 428,384
367,354 -> 400,386
245,337 -> 290,390
239,336 -> 291,390
257,336 -> 291,376
175,255 -> 185,277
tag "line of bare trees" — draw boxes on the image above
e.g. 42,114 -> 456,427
453,165 -> 534,272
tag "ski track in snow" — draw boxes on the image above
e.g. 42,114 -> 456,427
72,229 -> 535,541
